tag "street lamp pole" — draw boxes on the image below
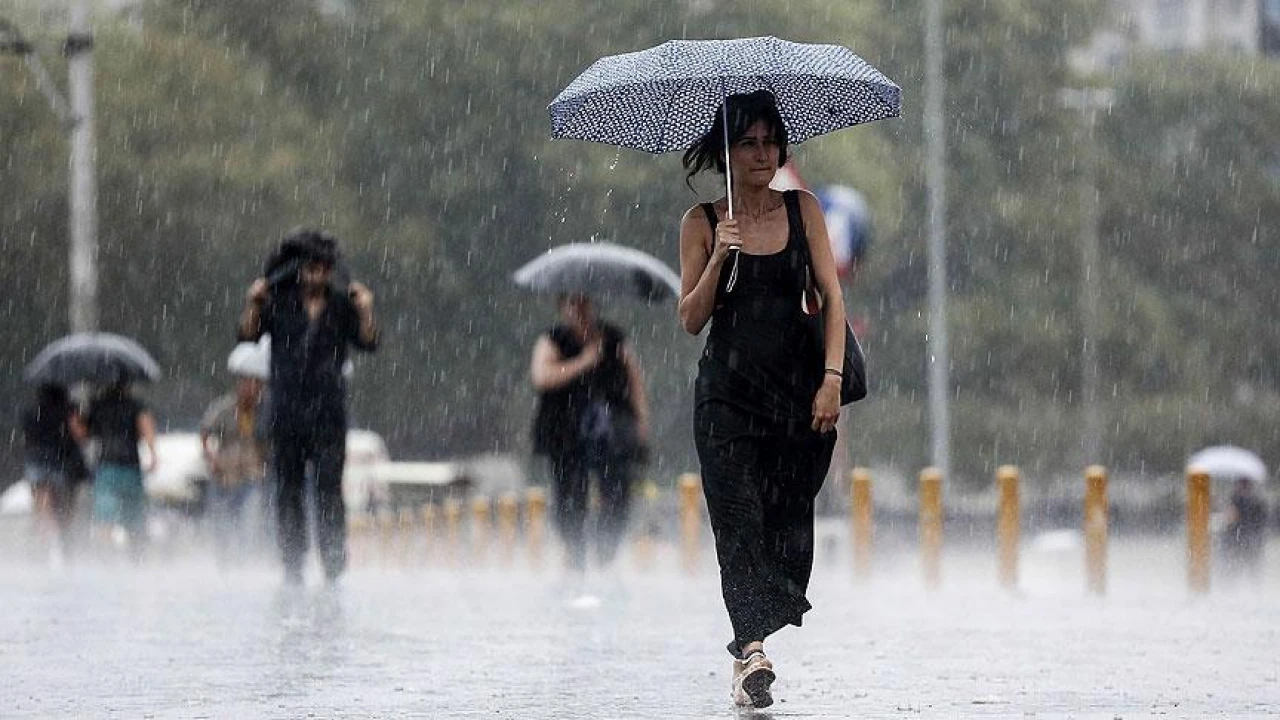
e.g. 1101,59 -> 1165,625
1059,87 -> 1114,467
1,9 -> 98,334
924,0 -> 951,480
67,0 -> 98,334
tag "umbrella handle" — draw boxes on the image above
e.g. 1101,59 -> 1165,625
723,100 -> 734,221
721,99 -> 741,293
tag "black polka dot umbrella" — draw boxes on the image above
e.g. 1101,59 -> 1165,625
549,36 -> 900,288
549,36 -> 900,156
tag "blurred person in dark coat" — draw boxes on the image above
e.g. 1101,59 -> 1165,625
238,229 -> 378,585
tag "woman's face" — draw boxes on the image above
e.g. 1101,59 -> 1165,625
727,119 -> 782,187
559,294 -> 594,331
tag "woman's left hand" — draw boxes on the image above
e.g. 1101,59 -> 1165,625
811,376 -> 840,434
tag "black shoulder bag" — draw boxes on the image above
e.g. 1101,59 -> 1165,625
788,191 -> 868,405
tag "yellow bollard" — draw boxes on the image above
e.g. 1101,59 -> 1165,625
996,466 -> 1020,591
347,512 -> 372,568
919,468 -> 943,590
524,487 -> 547,570
633,480 -> 659,572
471,495 -> 492,564
1084,465 -> 1108,596
497,492 -> 519,567
443,497 -> 462,566
420,502 -> 437,564
376,509 -> 396,568
679,473 -> 702,575
396,507 -> 416,566
850,468 -> 873,580
1187,468 -> 1211,595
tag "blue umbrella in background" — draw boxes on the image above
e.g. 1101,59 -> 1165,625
549,36 -> 901,218
816,184 -> 871,275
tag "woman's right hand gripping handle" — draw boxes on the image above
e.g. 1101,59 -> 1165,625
678,209 -> 741,335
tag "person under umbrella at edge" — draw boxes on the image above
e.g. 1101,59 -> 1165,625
677,90 -> 844,709
238,228 -> 378,586
85,377 -> 159,558
529,292 -> 651,579
20,382 -> 89,564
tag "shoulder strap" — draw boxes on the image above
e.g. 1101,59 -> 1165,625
785,190 -> 813,268
700,203 -> 719,232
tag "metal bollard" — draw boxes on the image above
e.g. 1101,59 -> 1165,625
471,495 -> 492,564
919,468 -> 943,590
497,492 -> 519,567
679,473 -> 702,575
996,465 -> 1020,591
525,487 -> 547,570
397,507 -> 416,566
850,468 -> 873,580
442,498 -> 462,566
633,480 -> 659,572
420,502 -> 437,564
1187,468 -> 1211,595
1084,465 -> 1108,596
348,512 -> 372,568
376,509 -> 396,568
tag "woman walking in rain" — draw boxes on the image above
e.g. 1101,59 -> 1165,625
21,383 -> 88,563
85,378 -> 158,557
677,90 -> 844,709
530,293 -> 650,579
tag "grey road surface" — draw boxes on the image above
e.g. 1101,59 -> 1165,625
2,534 -> 1279,719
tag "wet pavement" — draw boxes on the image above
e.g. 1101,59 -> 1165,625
3,534 -> 1280,718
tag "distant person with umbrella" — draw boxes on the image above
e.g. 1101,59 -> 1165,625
85,377 -> 158,556
1222,476 -> 1268,582
238,228 -> 378,585
20,383 -> 89,562
528,291 -> 651,577
199,343 -> 270,568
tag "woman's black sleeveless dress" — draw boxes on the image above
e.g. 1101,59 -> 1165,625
694,189 -> 837,658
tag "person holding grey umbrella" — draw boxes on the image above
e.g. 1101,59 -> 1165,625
551,35 -> 892,706
20,383 -> 89,563
678,90 -> 845,708
238,228 -> 378,586
529,292 -> 650,578
85,378 -> 158,558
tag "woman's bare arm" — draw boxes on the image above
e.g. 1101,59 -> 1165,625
677,206 -> 733,335
530,335 -> 601,392
137,411 -> 159,473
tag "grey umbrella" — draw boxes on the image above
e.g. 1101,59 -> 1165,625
24,333 -> 161,385
513,243 -> 682,304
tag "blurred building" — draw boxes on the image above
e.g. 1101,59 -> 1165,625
1073,0 -> 1279,73
1121,0 -> 1261,52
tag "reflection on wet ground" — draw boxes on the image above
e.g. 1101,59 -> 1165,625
2,539 -> 1280,718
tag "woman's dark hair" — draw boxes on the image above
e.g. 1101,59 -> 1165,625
682,90 -> 788,189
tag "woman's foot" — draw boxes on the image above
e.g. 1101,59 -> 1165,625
731,650 -> 775,708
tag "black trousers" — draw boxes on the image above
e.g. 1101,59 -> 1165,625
694,400 -> 834,658
549,443 -> 635,571
273,428 -> 347,579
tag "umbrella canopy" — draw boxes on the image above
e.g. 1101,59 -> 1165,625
227,339 -> 270,380
549,36 -> 901,154
513,243 -> 682,303
24,333 -> 161,386
1187,446 -> 1268,485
